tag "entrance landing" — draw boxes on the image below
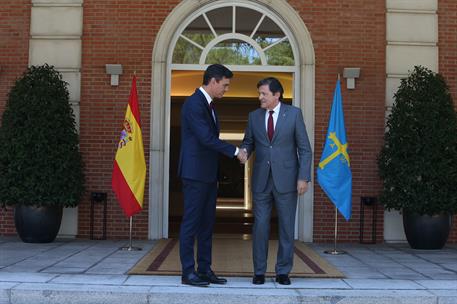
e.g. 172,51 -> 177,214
1,237 -> 457,303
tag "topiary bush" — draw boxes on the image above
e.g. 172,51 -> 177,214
0,64 -> 84,208
378,66 -> 457,215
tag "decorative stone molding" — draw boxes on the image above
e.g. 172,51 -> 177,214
150,0 -> 315,241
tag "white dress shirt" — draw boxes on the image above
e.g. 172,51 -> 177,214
265,102 -> 281,132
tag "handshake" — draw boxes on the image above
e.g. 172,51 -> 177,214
236,148 -> 248,164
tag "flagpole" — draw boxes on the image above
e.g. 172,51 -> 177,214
121,216 -> 142,251
324,207 -> 346,255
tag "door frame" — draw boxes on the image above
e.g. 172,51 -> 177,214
149,0 -> 315,241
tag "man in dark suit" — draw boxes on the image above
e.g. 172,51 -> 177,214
178,64 -> 246,287
241,77 -> 312,285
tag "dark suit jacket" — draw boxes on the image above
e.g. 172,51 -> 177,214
178,88 -> 236,183
242,103 -> 312,193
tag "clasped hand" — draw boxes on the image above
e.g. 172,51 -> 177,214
237,148 -> 248,164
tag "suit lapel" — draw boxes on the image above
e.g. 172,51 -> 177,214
258,109 -> 269,143
271,103 -> 287,143
213,109 -> 220,133
196,89 -> 218,131
210,102 -> 219,133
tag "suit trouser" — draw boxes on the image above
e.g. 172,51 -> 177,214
179,178 -> 217,276
252,175 -> 298,275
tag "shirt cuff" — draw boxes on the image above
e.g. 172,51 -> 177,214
234,147 -> 239,156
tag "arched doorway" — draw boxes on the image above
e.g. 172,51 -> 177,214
149,0 -> 315,241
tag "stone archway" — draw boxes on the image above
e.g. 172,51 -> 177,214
149,0 -> 315,241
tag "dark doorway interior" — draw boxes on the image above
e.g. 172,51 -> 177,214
169,96 -> 292,238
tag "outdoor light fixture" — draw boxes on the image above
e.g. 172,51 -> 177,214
105,64 -> 123,86
343,68 -> 360,90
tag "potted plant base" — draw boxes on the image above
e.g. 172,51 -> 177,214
403,213 -> 451,250
14,205 -> 63,243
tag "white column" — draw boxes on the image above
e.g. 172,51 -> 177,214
384,0 -> 438,242
30,0 -> 84,238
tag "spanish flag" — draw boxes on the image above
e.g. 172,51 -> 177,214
112,76 -> 146,217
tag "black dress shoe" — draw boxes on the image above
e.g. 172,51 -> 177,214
252,274 -> 265,285
181,272 -> 209,287
275,274 -> 291,285
198,270 -> 227,284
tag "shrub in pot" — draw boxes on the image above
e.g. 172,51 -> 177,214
0,64 -> 85,243
378,66 -> 457,249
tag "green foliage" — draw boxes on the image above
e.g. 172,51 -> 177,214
378,66 -> 457,215
255,38 -> 294,66
0,64 -> 85,207
206,46 -> 251,65
172,34 -> 294,66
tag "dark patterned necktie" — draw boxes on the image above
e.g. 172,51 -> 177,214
267,110 -> 274,141
209,102 -> 216,122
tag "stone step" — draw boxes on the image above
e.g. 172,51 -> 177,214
2,282 -> 443,304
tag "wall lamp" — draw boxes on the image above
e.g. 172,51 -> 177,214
105,64 -> 123,86
343,68 -> 360,90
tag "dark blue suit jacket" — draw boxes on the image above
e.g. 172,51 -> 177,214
178,89 -> 236,183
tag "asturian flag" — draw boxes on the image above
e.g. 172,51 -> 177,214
112,76 -> 146,217
317,79 -> 352,220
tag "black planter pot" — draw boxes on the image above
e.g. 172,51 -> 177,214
402,212 -> 451,250
14,205 -> 63,243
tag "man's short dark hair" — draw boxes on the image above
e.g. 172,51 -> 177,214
203,64 -> 233,85
257,77 -> 284,101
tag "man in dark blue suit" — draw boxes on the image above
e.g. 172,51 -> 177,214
178,64 -> 246,287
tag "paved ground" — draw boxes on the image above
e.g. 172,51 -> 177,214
1,236 -> 457,303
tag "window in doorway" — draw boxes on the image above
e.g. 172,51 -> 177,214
172,5 -> 294,66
